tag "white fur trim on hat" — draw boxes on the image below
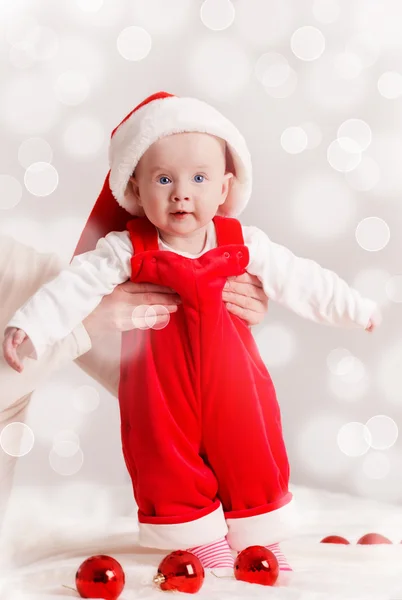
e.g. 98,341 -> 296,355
108,95 -> 252,217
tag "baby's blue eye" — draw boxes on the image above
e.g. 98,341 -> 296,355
159,176 -> 171,185
194,174 -> 205,183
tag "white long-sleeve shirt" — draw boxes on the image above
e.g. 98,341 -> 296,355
6,221 -> 377,360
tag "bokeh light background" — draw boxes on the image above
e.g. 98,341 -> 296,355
1,0 -> 402,510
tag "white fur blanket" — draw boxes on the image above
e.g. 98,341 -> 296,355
1,484 -> 402,599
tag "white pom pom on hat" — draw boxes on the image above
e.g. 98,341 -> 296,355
108,91 -> 252,217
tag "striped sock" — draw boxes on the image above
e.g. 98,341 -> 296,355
187,537 -> 235,569
266,542 -> 292,571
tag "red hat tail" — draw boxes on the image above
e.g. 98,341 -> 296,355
72,172 -> 132,259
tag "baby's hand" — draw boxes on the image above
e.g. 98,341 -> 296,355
365,307 -> 382,333
2,327 -> 28,372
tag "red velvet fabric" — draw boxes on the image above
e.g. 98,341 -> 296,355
118,215 -> 291,525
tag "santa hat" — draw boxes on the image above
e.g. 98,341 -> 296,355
73,91 -> 252,256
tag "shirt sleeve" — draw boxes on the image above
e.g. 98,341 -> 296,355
242,225 -> 377,329
5,230 -> 133,360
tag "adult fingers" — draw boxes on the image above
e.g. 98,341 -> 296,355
222,290 -> 264,313
130,292 -> 181,307
225,302 -> 262,326
119,281 -> 177,295
223,280 -> 267,303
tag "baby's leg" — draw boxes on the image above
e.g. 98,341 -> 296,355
202,363 -> 298,571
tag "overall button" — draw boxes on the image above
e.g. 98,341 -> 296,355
223,252 -> 230,258
237,251 -> 243,258
151,257 -> 157,263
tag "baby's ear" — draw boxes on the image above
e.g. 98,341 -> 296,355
219,172 -> 233,205
128,176 -> 141,205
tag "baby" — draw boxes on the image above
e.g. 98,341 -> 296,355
3,92 -> 381,577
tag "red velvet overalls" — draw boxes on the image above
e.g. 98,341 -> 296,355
118,216 -> 294,551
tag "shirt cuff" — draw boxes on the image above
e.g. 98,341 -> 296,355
71,322 -> 92,359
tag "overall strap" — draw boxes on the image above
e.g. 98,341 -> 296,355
126,217 -> 159,253
213,215 -> 245,246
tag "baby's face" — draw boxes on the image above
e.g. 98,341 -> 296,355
129,132 -> 232,236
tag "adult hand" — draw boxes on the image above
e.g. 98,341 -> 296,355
83,281 -> 181,336
222,272 -> 269,326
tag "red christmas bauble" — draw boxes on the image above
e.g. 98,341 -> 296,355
320,535 -> 350,544
234,545 -> 279,586
154,550 -> 204,594
357,533 -> 392,545
75,555 -> 125,599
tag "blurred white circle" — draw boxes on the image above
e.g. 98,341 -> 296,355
355,217 -> 390,252
328,370 -> 369,402
365,415 -> 398,450
281,126 -> 308,154
187,37 -> 250,101
145,305 -> 171,330
352,268 -> 390,308
296,414 -> 351,479
53,440 -> 80,458
337,422 -> 371,457
291,26 -> 325,61
0,174 -> 23,210
386,275 -> 402,303
54,70 -> 90,106
264,67 -> 298,99
378,71 -> 402,99
255,52 -> 290,87
327,138 -> 361,173
53,429 -> 80,447
255,323 -> 296,368
72,385 -> 100,413
200,0 -> 235,31
24,162 -> 59,197
335,356 -> 366,385
62,117 -> 104,158
338,119 -> 372,152
346,31 -> 379,68
305,55 -> 369,112
76,0 -> 103,11
28,26 -> 59,62
292,174 -> 356,239
0,422 -> 35,457
0,74 -> 61,135
345,156 -> 380,191
300,121 -> 322,149
353,449 -> 402,503
327,348 -> 352,375
49,447 -> 84,476
130,0 -> 193,36
234,0 -> 293,47
312,0 -> 340,23
18,138 -> 53,169
334,52 -> 362,80
117,26 -> 152,61
362,451 -> 390,480
377,342 -> 402,407
132,305 -> 150,330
